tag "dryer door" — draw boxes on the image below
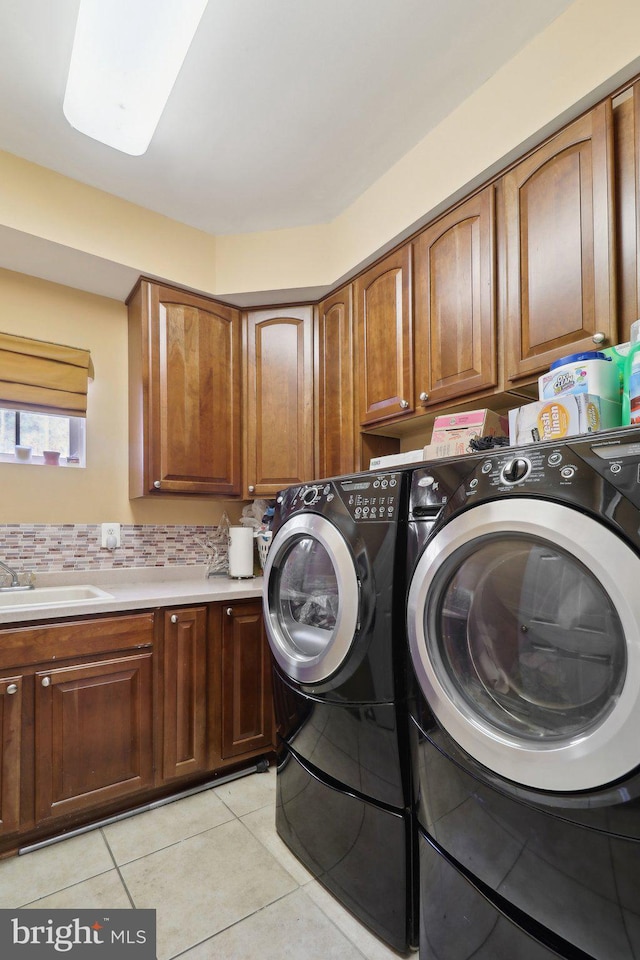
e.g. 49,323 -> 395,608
408,498 -> 640,791
263,513 -> 359,684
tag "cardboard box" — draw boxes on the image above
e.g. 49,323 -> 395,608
422,438 -> 477,460
431,410 -> 509,445
508,395 -> 621,445
369,449 -> 425,470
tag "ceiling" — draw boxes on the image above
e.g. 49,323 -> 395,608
0,0 -> 574,241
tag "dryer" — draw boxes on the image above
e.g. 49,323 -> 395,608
263,469 -> 417,952
406,427 -> 640,959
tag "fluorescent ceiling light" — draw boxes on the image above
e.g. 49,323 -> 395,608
63,0 -> 209,156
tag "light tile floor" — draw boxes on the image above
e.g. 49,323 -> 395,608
0,769 -> 411,960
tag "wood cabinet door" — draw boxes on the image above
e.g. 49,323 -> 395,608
356,246 -> 413,426
162,607 -> 207,781
503,102 -> 616,383
315,285 -> 357,478
244,307 -> 314,498
220,602 -> 273,759
413,187 -> 497,408
34,653 -> 154,821
129,281 -> 242,497
0,675 -> 22,836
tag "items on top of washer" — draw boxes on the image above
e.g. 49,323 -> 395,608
538,350 -> 619,403
423,409 -> 508,460
508,394 -> 621,445
622,319 -> 640,426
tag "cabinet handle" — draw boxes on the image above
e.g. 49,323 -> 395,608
170,614 -> 178,623
419,391 -> 429,402
41,676 -> 51,687
592,332 -> 606,345
154,480 -> 161,489
399,399 -> 409,409
6,683 -> 17,695
248,485 -> 255,494
226,607 -> 233,616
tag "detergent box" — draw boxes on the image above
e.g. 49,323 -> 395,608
508,395 -> 621,445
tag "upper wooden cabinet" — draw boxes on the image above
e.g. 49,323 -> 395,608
502,102 -> 617,384
128,280 -> 242,497
413,186 -> 497,409
315,285 -> 357,479
355,246 -> 413,427
243,306 -> 314,498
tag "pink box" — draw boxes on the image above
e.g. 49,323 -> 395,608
430,410 -> 509,445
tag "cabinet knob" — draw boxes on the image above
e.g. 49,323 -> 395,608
170,614 -> 178,623
226,607 -> 233,616
248,485 -> 255,494
154,480 -> 161,489
592,332 -> 606,345
399,399 -> 409,409
6,683 -> 17,695
41,676 -> 51,687
419,391 -> 429,402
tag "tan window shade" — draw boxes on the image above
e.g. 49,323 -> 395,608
0,332 -> 93,417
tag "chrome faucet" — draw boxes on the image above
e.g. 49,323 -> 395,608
0,559 -> 34,591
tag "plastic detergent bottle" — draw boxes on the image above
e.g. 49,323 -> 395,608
622,321 -> 640,425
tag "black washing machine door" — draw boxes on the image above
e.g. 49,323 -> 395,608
263,512 -> 359,685
407,497 -> 640,792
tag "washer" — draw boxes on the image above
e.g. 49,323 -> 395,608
263,470 -> 417,952
406,427 -> 640,959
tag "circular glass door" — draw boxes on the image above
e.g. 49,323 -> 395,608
408,499 -> 640,791
263,513 -> 359,684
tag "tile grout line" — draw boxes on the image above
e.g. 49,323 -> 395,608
99,828 -> 137,910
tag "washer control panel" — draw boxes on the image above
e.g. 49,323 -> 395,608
339,472 -> 401,521
283,473 -> 401,521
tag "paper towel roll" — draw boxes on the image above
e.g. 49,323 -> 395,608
228,526 -> 254,578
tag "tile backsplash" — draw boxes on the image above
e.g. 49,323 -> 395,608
0,524 -> 223,573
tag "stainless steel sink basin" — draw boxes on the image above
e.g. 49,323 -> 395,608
0,584 -> 114,610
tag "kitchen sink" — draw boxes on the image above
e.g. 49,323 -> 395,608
0,584 -> 114,610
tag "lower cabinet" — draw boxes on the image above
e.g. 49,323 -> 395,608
34,652 -> 154,821
0,599 -> 274,857
220,601 -> 274,759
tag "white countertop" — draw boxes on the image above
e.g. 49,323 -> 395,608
0,565 -> 264,626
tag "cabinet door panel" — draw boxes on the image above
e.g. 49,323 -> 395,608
244,308 -> 314,497
0,676 -> 22,836
35,653 -> 153,821
316,286 -> 357,478
504,102 -> 616,382
414,187 -> 496,406
221,603 -> 273,758
356,247 -> 413,426
129,281 -> 241,497
162,607 -> 207,780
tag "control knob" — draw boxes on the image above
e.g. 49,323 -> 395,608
500,457 -> 531,485
302,485 -> 319,505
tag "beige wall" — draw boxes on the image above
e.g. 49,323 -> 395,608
0,269 -> 240,525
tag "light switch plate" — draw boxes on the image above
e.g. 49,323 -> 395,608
101,522 -> 121,548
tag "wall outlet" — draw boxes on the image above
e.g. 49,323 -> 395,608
101,522 -> 121,549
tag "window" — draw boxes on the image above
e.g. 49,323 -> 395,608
0,407 -> 86,466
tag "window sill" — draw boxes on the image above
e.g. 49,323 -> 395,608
0,453 -> 84,468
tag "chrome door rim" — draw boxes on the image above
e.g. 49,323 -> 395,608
263,512 -> 359,684
408,498 -> 640,791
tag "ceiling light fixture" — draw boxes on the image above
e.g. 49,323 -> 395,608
63,0 -> 209,156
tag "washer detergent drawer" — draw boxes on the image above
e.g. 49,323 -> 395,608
276,744 -> 414,953
419,831 -> 566,960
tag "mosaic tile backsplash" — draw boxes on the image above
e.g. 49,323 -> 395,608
0,524 -> 225,573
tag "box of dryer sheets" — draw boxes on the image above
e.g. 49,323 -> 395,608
430,409 -> 509,445
508,395 -> 621,445
368,449 -> 425,470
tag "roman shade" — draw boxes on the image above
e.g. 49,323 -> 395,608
0,332 -> 93,417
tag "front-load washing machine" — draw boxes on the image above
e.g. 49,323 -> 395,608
406,427 -> 640,959
263,469 -> 417,952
